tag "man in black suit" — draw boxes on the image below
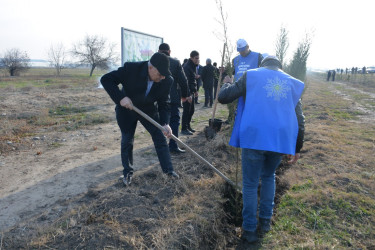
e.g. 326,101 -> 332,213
101,52 -> 179,187
158,43 -> 191,154
181,50 -> 200,135
201,58 -> 216,108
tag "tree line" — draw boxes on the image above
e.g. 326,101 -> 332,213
0,35 -> 118,77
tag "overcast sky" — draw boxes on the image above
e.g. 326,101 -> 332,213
1,0 -> 374,70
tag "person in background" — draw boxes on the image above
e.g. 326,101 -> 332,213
158,43 -> 190,154
181,50 -> 200,135
218,56 -> 305,243
227,38 -> 263,122
101,52 -> 179,187
201,58 -> 216,108
195,62 -> 203,104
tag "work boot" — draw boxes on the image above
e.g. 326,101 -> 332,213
241,230 -> 258,243
259,218 -> 271,233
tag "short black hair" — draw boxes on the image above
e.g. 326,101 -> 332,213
190,50 -> 199,58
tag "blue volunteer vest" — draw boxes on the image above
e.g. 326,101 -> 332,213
233,52 -> 260,81
229,68 -> 304,155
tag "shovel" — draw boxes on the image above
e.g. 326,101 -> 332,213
132,105 -> 240,192
205,43 -> 226,139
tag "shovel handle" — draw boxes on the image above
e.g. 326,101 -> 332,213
132,106 -> 240,191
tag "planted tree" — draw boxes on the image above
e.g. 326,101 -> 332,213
48,43 -> 66,76
275,25 -> 289,68
72,35 -> 118,77
0,48 -> 30,76
285,33 -> 313,82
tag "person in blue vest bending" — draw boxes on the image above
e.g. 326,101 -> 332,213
218,56 -> 305,243
227,39 -> 264,123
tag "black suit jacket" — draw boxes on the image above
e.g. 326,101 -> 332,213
100,61 -> 173,125
169,57 -> 189,104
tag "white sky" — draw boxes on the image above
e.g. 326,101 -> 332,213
1,0 -> 374,70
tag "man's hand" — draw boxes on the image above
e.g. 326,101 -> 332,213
182,96 -> 193,103
223,75 -> 233,84
120,97 -> 133,110
195,74 -> 200,79
194,92 -> 198,97
162,124 -> 172,138
287,153 -> 300,164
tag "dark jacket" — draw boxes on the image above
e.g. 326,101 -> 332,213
196,64 -> 203,88
100,61 -> 173,125
169,57 -> 189,104
183,59 -> 198,94
218,71 -> 305,153
201,64 -> 216,89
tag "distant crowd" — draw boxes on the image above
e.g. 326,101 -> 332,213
327,66 -> 373,81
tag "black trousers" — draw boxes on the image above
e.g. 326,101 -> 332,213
115,105 -> 173,176
169,103 -> 180,149
181,99 -> 194,130
204,85 -> 214,106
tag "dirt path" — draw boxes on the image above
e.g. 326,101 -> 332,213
0,86 -> 222,232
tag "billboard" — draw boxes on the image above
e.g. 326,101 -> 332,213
121,27 -> 163,65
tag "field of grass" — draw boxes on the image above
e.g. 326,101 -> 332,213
1,68 -> 374,248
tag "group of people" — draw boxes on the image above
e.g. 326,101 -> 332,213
100,38 -> 305,244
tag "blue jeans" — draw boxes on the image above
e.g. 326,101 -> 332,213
241,148 -> 282,232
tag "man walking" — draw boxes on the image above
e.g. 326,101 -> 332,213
101,52 -> 179,186
181,50 -> 200,135
218,56 -> 305,243
158,43 -> 190,154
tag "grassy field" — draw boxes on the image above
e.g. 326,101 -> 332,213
1,68 -> 374,249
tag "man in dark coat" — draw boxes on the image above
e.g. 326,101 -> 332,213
201,58 -> 216,107
158,43 -> 190,154
181,50 -> 200,135
195,63 -> 203,104
101,52 -> 179,186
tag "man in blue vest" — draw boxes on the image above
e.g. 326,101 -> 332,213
218,56 -> 305,243
227,39 -> 264,122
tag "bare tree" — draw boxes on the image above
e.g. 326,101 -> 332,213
48,43 -> 66,76
285,32 -> 313,82
0,48 -> 30,76
71,35 -> 118,77
214,0 -> 234,76
275,25 -> 289,67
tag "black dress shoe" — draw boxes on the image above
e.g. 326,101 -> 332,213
170,147 -> 186,154
188,127 -> 196,132
195,101 -> 200,104
181,129 -> 193,135
167,171 -> 180,178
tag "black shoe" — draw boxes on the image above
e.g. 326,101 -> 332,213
259,218 -> 271,233
181,129 -> 193,135
187,127 -> 196,132
195,101 -> 200,104
241,230 -> 258,243
119,172 -> 133,186
170,147 -> 186,154
167,171 -> 180,178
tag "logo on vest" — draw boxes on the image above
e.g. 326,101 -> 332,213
264,77 -> 291,101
